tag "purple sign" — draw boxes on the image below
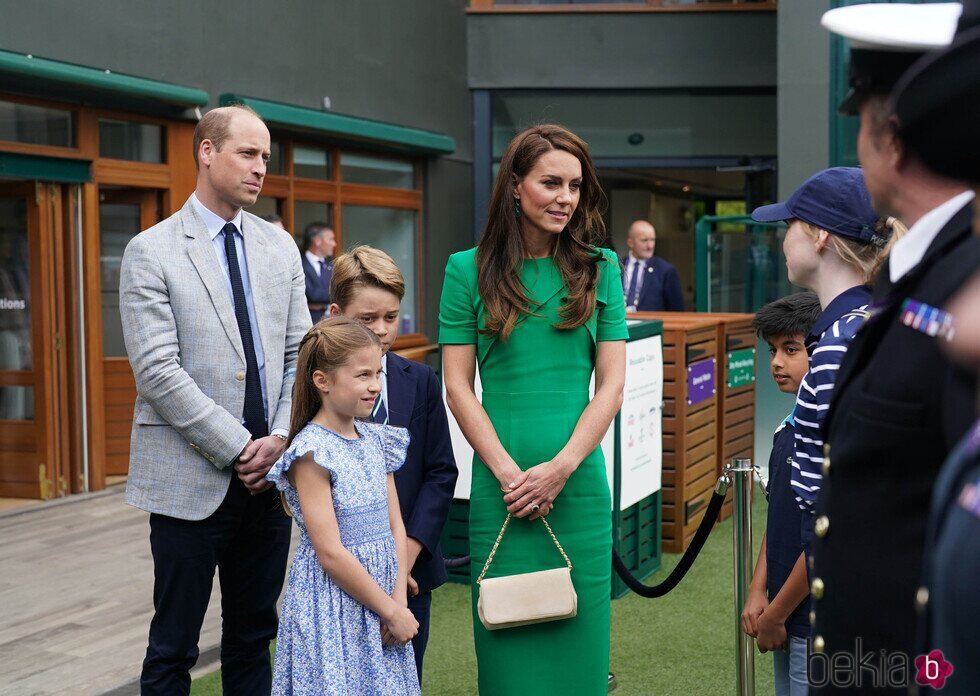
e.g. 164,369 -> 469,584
686,358 -> 716,406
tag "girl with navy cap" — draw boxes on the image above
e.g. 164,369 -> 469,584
748,168 -> 896,682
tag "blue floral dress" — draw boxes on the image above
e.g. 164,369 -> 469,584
266,420 -> 420,696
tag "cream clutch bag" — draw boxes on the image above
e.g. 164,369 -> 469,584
476,513 -> 577,631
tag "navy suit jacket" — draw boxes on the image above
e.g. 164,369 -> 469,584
385,351 -> 458,594
301,254 -> 331,322
621,255 -> 685,312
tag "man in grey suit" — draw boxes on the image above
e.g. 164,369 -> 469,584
120,105 -> 311,695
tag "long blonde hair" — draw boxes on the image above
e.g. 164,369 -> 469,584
287,316 -> 381,445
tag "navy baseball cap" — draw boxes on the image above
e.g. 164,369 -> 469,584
751,167 -> 883,246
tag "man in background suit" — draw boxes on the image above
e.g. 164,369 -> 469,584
301,221 -> 335,322
120,105 -> 311,695
622,220 -> 685,312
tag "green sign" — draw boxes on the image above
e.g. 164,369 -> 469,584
727,348 -> 756,389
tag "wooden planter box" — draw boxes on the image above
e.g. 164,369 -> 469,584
634,312 -> 757,521
630,313 -> 718,553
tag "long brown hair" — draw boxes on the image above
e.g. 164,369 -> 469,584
287,316 -> 381,445
477,124 -> 607,340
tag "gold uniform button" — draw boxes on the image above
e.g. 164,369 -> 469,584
813,635 -> 826,654
809,611 -> 816,626
815,516 -> 830,538
916,586 -> 929,610
823,443 -> 830,456
811,577 -> 825,600
235,371 -> 246,381
822,457 -> 831,477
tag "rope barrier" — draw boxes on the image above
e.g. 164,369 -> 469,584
611,475 -> 729,598
443,474 -> 731,595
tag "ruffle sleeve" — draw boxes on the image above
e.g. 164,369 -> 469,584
265,431 -> 339,491
379,424 -> 411,474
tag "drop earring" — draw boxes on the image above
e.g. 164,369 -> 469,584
514,199 -> 522,219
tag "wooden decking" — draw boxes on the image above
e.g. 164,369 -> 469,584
0,487 -> 297,695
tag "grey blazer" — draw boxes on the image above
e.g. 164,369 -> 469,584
119,197 -> 311,520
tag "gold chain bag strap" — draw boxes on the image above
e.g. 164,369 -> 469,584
476,513 -> 577,631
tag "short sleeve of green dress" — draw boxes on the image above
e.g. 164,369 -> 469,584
439,246 -> 627,695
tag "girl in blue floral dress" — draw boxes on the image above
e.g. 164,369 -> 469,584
266,316 -> 420,695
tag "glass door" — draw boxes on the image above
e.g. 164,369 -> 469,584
98,187 -> 163,480
0,181 -> 68,498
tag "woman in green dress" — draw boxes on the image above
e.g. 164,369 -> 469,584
439,124 -> 628,694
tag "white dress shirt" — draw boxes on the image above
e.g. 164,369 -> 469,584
889,190 -> 975,283
623,253 -> 648,310
305,250 -> 327,275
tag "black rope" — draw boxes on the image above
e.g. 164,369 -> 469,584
444,555 -> 470,569
611,485 -> 726,597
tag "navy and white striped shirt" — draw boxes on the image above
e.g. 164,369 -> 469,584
792,285 -> 873,511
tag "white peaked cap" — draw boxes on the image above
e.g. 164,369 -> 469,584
822,2 -> 962,51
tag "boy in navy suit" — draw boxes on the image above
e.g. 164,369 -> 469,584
329,245 -> 457,683
741,292 -> 821,696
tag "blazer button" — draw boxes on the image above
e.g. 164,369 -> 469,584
809,610 -> 816,626
822,457 -> 831,477
916,586 -> 929,611
815,516 -> 830,538
812,635 -> 826,654
811,577 -> 825,600
235,371 -> 246,381
823,443 -> 830,456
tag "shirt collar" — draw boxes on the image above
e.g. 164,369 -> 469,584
776,411 -> 796,433
889,190 -> 974,283
627,253 -> 648,267
191,193 -> 244,241
305,250 -> 325,268
806,284 -> 873,347
380,351 -> 388,375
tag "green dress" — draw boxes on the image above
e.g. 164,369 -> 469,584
439,247 -> 628,695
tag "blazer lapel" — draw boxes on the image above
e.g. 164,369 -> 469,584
183,202 -> 246,363
385,353 -> 416,428
241,215 -> 273,365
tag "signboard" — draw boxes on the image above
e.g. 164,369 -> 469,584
618,334 -> 664,510
726,348 -> 756,389
686,358 -> 716,406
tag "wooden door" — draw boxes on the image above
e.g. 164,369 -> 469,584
97,188 -> 163,478
0,182 -> 70,498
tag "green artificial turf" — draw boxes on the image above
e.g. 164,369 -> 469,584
192,503 -> 773,695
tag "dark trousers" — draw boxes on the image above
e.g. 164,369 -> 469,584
140,476 -> 292,696
407,590 -> 432,685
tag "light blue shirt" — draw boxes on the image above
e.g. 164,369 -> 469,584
191,194 -> 284,437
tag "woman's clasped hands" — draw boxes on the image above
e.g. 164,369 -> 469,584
501,458 -> 574,520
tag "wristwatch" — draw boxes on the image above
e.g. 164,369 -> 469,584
272,433 -> 288,443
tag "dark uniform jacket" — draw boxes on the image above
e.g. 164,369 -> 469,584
810,202 -> 980,693
918,420 -> 980,695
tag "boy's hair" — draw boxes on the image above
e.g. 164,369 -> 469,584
330,245 -> 406,307
287,316 -> 381,444
753,292 -> 822,341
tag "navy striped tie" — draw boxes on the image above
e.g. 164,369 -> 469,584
223,223 -> 267,439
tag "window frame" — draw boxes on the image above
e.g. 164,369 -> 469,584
263,135 -> 426,344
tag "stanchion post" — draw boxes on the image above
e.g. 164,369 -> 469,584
728,458 -> 755,696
